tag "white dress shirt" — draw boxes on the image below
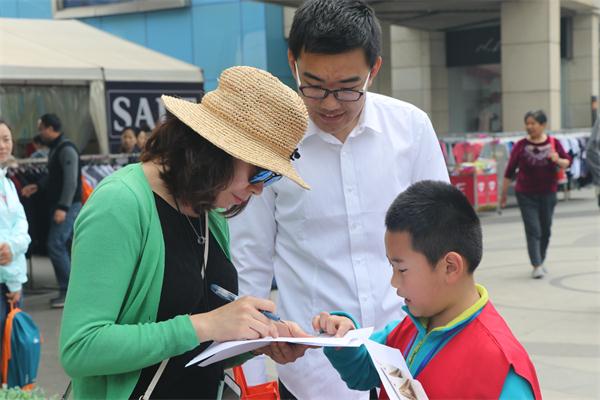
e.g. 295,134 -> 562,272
229,93 -> 449,399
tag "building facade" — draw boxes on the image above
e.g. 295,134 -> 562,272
1,0 -> 599,134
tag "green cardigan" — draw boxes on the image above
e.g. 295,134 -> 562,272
60,163 -> 234,399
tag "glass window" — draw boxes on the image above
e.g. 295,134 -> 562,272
62,0 -> 134,7
53,0 -> 188,18
448,64 -> 502,134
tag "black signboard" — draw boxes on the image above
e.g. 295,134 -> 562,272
446,26 -> 501,67
446,18 -> 572,68
105,81 -> 203,152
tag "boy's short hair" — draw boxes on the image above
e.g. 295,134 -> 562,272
288,0 -> 382,68
385,181 -> 483,273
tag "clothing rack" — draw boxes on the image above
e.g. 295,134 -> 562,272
440,128 -> 591,145
15,152 -> 140,165
80,152 -> 140,162
12,153 -> 139,292
13,157 -> 47,165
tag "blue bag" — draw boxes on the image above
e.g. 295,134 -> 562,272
1,304 -> 41,389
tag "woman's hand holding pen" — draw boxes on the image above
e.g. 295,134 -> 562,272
189,296 -> 279,342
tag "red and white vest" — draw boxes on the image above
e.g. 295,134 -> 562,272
380,302 -> 542,400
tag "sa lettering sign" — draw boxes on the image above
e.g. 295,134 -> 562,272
105,81 -> 203,152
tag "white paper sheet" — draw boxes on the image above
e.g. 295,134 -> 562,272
364,339 -> 428,400
187,327 -> 374,367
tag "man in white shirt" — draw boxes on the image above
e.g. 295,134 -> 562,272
230,1 -> 449,398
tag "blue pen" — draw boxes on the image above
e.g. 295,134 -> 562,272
210,284 -> 281,321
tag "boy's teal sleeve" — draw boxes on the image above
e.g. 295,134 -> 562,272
499,367 -> 535,400
323,319 -> 401,391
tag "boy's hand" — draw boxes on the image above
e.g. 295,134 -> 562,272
312,312 -> 356,337
255,320 -> 314,364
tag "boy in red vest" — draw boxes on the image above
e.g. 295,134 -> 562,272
313,181 -> 542,399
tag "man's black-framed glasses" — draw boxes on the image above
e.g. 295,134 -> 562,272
294,61 -> 371,102
249,168 -> 282,187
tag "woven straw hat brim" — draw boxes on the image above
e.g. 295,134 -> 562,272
163,95 -> 309,189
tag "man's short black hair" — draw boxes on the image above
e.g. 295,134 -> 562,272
39,114 -> 62,132
385,181 -> 483,273
289,0 -> 382,67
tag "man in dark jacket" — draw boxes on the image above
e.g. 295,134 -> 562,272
22,114 -> 82,308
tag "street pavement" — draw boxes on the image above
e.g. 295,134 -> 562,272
23,187 -> 599,399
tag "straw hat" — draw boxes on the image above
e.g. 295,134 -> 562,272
162,66 -> 309,189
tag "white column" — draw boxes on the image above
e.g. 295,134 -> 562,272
390,25 -> 432,114
430,31 -> 449,134
501,0 -> 561,130
371,20 -> 392,97
564,13 -> 599,127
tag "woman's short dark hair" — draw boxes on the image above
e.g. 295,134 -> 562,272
137,123 -> 151,136
0,119 -> 12,133
289,0 -> 382,67
120,126 -> 136,136
140,114 -> 246,217
524,110 -> 547,125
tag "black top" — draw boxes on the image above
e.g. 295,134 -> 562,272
45,134 -> 82,210
130,194 -> 238,399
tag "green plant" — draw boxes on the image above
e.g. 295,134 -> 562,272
0,387 -> 56,400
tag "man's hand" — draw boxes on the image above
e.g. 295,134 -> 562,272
549,151 -> 560,163
54,209 -> 67,224
21,184 -> 38,198
0,243 -> 13,265
254,320 -> 314,364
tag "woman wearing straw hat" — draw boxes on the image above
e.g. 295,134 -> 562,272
59,66 -> 310,399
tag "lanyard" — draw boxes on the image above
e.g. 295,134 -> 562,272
404,324 -> 464,378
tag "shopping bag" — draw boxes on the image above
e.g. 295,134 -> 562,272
232,365 -> 280,400
549,136 -> 568,184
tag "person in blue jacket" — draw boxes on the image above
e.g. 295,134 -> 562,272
0,119 -> 31,338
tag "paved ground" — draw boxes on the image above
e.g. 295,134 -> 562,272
23,187 -> 599,399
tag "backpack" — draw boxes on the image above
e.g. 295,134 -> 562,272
1,303 -> 41,389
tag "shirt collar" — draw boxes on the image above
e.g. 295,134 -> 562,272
48,134 -> 64,148
302,93 -> 383,143
402,284 -> 490,335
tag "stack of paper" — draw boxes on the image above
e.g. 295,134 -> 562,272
186,327 -> 428,399
186,327 -> 374,367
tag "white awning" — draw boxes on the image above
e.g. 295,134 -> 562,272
0,18 -> 203,83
